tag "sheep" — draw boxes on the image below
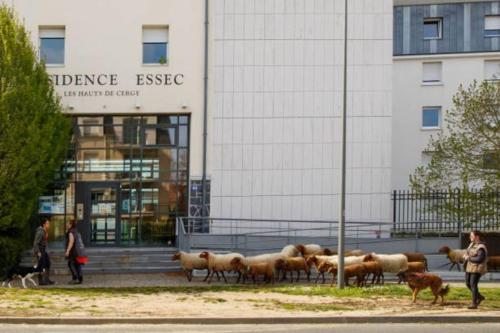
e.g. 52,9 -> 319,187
397,262 -> 426,284
362,261 -> 384,285
305,255 -> 338,283
324,256 -> 366,281
487,256 -> 500,272
199,251 -> 243,283
172,251 -> 214,282
296,244 -> 333,256
281,244 -> 300,257
246,262 -> 275,284
438,246 -> 466,272
328,263 -> 367,287
403,252 -> 428,271
363,253 -> 408,274
275,257 -> 310,282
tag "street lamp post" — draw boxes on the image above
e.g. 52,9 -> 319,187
337,0 -> 348,289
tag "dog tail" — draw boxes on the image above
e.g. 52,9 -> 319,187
439,284 -> 450,296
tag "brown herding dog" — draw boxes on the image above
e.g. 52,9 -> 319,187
397,271 -> 450,305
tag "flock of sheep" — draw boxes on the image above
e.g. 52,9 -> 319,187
172,244 -> 500,286
172,244 -> 429,286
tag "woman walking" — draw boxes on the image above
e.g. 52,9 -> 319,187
65,219 -> 83,284
464,230 -> 488,309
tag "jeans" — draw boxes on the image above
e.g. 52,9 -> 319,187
465,272 -> 482,304
68,259 -> 83,282
37,250 -> 51,271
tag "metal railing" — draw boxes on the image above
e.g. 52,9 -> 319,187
392,189 -> 500,234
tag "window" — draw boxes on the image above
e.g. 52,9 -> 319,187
142,27 -> 168,64
422,107 -> 441,129
485,16 -> 500,37
484,60 -> 500,80
39,27 -> 65,65
423,18 -> 442,39
422,62 -> 442,83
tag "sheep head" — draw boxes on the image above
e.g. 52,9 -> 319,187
199,251 -> 210,260
275,258 -> 286,270
363,253 -> 375,262
438,246 -> 450,254
296,244 -> 306,255
171,252 -> 181,261
323,248 -> 333,256
305,255 -> 317,265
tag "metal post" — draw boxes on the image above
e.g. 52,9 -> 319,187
337,0 -> 348,289
201,0 -> 210,218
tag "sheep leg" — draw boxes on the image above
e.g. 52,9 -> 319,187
314,272 -> 320,284
215,271 -> 221,281
456,263 -> 461,272
252,274 -> 256,285
306,270 -> 310,282
207,270 -> 216,283
184,269 -> 192,282
221,271 -> 227,283
296,270 -> 300,283
202,270 -> 211,282
449,263 -> 455,271
322,272 -> 326,284
236,271 -> 241,283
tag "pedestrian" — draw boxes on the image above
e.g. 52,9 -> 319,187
464,230 -> 488,309
33,218 -> 55,285
65,218 -> 84,284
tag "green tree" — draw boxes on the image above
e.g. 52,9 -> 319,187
0,5 -> 71,274
410,80 -> 500,226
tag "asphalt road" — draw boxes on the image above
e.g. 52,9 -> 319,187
1,324 -> 500,333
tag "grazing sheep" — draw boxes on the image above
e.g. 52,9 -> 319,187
397,262 -> 426,284
438,246 -> 466,272
403,252 -> 428,271
306,255 -> 338,283
363,253 -> 408,274
328,263 -> 367,287
172,251 -> 212,282
362,261 -> 384,285
276,257 -> 311,282
199,251 -> 243,283
487,256 -> 500,272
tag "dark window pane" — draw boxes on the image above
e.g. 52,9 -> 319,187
423,20 -> 440,39
158,116 -> 177,124
158,127 -> 176,145
40,38 -> 64,64
123,118 -> 140,144
143,43 -> 167,64
179,149 -> 188,170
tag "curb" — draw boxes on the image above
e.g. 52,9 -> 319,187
1,316 -> 500,325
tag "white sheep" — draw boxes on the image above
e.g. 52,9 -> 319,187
438,246 -> 467,271
281,244 -> 300,257
172,251 -> 212,282
363,253 -> 408,274
296,244 -> 322,256
199,251 -> 243,283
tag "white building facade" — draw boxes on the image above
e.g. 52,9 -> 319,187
392,0 -> 500,190
4,0 -> 393,246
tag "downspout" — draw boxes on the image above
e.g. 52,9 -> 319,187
201,0 -> 209,219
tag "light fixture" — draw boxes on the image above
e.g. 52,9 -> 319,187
135,102 -> 141,109
68,104 -> 74,110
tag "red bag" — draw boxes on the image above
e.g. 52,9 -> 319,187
76,256 -> 88,265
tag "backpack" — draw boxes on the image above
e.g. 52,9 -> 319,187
72,230 -> 88,264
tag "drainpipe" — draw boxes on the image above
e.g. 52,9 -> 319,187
201,0 -> 209,220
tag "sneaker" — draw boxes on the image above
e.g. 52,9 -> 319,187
467,303 -> 478,309
478,295 -> 485,305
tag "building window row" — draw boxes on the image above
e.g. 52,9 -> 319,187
422,15 -> 500,40
39,26 -> 169,66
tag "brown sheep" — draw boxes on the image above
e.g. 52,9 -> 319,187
306,255 -> 336,284
279,257 -> 311,282
230,257 -> 249,283
438,246 -> 466,272
488,256 -> 500,272
328,263 -> 367,287
362,261 -> 384,285
247,262 -> 275,284
398,262 -> 426,284
403,252 -> 428,271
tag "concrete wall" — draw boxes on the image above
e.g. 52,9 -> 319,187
210,0 -> 393,223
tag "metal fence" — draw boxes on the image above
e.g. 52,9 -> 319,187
392,189 -> 500,234
176,217 -> 458,255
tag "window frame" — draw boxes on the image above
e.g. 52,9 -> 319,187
142,26 -> 169,65
423,18 -> 443,40
484,15 -> 500,38
422,61 -> 443,84
421,106 -> 442,130
39,27 -> 65,66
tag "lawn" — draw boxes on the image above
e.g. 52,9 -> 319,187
0,284 -> 499,317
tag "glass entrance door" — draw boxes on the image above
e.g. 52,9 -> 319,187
87,183 -> 120,246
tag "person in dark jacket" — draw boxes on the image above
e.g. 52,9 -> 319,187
463,230 -> 488,309
33,218 -> 55,285
65,219 -> 83,284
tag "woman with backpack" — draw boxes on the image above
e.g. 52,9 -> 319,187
65,218 -> 85,284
